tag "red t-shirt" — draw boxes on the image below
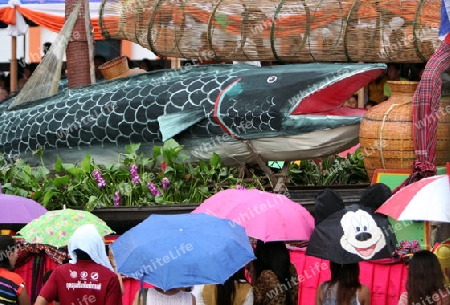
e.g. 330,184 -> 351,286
39,260 -> 122,305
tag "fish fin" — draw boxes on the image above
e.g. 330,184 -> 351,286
158,109 -> 205,142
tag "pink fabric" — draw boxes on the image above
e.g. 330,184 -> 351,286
290,249 -> 408,305
18,250 -> 407,305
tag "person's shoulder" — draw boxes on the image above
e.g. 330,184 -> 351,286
359,284 -> 371,301
236,280 -> 252,289
257,269 -> 278,285
260,269 -> 277,277
0,269 -> 24,284
61,261 -> 114,274
89,262 -> 116,276
441,289 -> 450,305
53,262 -> 73,273
289,263 -> 298,276
359,284 -> 370,294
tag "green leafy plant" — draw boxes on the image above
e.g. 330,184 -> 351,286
288,148 -> 370,186
0,141 -> 370,210
0,139 -> 264,211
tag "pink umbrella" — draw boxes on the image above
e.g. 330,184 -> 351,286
192,188 -> 314,242
376,173 -> 450,222
0,185 -> 47,224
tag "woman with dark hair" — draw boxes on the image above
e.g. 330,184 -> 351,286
316,262 -> 370,305
199,266 -> 253,305
0,235 -> 30,305
398,250 -> 450,305
251,240 -> 298,305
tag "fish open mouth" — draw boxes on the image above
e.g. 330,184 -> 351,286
355,244 -> 377,257
290,69 -> 384,115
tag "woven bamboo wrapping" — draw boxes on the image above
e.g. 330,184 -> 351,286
66,0 -> 91,88
360,81 -> 450,179
98,0 -> 440,62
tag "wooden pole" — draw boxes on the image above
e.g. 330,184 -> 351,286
170,57 -> 181,69
358,62 -> 365,108
358,87 -> 365,108
10,36 -> 18,93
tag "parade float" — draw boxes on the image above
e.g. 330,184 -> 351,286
0,0 -> 449,303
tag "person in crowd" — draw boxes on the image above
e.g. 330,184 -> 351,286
42,270 -> 59,305
191,285 -> 205,305
384,63 -> 408,100
0,235 -> 30,305
315,262 -> 370,305
132,286 -> 195,305
35,224 -> 122,305
139,58 -> 153,71
347,95 -> 358,108
0,74 -> 9,101
43,42 -> 52,57
152,63 -> 164,71
193,266 -> 253,305
94,55 -> 107,81
105,244 -> 124,295
18,64 -> 37,88
364,100 -> 378,110
397,250 -> 449,305
368,74 -> 387,104
250,240 -> 298,305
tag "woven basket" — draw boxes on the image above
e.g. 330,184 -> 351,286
98,56 -> 129,80
359,81 -> 450,179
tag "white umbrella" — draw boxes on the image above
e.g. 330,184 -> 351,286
376,172 -> 450,222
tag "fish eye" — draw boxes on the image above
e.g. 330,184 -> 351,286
267,76 -> 277,83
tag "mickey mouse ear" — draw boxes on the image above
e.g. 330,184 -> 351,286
360,183 -> 392,210
314,188 -> 344,225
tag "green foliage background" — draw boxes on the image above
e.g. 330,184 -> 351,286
0,141 -> 369,210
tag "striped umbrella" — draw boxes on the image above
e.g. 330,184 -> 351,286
376,173 -> 450,222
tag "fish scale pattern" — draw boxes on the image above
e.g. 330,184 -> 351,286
0,63 -> 386,162
0,65 -> 251,157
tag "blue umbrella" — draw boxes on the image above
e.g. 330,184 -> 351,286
110,213 -> 255,291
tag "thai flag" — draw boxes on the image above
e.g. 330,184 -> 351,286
440,0 -> 450,41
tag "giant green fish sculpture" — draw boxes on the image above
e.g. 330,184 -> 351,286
0,63 -> 385,165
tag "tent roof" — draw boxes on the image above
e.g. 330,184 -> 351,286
0,0 -> 105,39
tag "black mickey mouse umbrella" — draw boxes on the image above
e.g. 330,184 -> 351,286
306,183 -> 397,264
